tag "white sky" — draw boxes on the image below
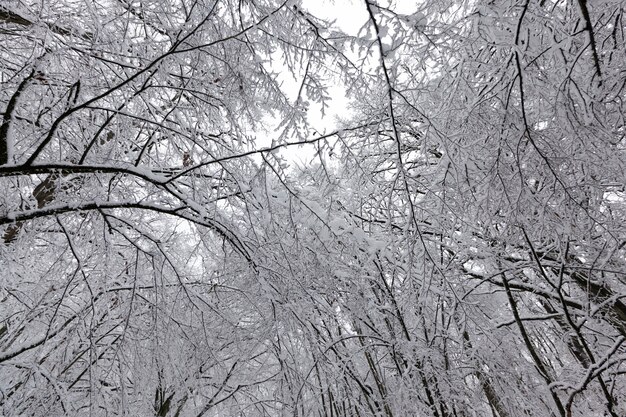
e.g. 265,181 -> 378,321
272,0 -> 422,165
265,0 -> 367,166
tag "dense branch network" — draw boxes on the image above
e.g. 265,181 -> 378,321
1,0 -> 625,416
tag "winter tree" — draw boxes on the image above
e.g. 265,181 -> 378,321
1,0 -> 625,416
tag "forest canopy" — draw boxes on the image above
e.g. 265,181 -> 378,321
1,0 -> 625,416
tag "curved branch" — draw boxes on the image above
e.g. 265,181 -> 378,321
1,200 -> 254,265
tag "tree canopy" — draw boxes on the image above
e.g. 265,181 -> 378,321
1,0 -> 625,416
